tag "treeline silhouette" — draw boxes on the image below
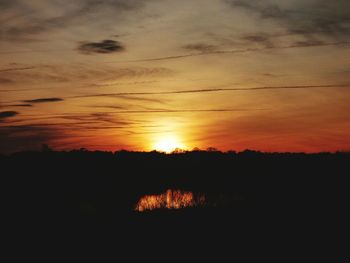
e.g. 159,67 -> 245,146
2,147 -> 349,235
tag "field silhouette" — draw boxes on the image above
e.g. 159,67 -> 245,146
2,147 -> 348,247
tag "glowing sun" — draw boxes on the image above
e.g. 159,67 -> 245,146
153,135 -> 185,153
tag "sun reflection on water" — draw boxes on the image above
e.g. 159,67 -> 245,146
135,189 -> 206,212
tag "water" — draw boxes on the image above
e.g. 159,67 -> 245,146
135,189 -> 206,212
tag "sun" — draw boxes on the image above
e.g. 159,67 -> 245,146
153,135 -> 185,153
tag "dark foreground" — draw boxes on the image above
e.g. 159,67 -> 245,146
2,149 -> 348,254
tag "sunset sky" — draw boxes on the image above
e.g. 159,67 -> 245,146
1,0 -> 350,153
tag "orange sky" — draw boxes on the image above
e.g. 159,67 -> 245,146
1,0 -> 350,153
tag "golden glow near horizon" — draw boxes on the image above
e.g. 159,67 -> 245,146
152,134 -> 186,153
148,119 -> 189,153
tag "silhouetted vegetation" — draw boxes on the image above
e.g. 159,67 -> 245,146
2,148 -> 348,237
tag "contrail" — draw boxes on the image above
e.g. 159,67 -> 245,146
71,84 -> 349,98
0,66 -> 39,73
106,41 -> 350,63
95,109 -> 266,114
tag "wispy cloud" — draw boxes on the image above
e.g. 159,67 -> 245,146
0,66 -> 39,73
71,84 -> 349,97
95,109 -> 267,114
241,34 -> 275,48
224,0 -> 350,40
0,65 -> 174,88
0,88 -> 45,93
182,43 -> 217,53
23,98 -> 64,104
224,0 -> 285,19
0,77 -> 14,84
115,41 -> 350,63
78,40 -> 125,54
75,94 -> 166,104
4,104 -> 33,107
0,0 -> 149,41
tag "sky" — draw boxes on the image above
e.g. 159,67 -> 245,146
0,0 -> 350,153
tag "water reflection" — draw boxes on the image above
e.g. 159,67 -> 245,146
135,189 -> 206,212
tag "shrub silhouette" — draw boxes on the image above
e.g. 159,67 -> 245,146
2,149 -> 348,232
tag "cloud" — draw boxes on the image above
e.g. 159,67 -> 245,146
57,112 -> 135,127
0,124 -> 63,153
4,104 -> 33,107
291,39 -> 326,48
0,66 -> 39,73
91,108 -> 266,114
4,112 -> 136,127
0,0 -> 16,10
23,98 -> 64,103
101,95 -> 165,104
123,41 -> 349,63
74,94 -> 166,104
0,111 -> 18,120
0,0 -> 150,41
0,88 -> 44,93
224,0 -> 350,40
127,53 -> 202,62
241,34 -> 275,48
91,105 -> 126,110
1,65 -> 173,87
0,77 -> 14,84
71,84 -> 349,97
225,0 -> 284,19
13,104 -> 33,107
86,0 -> 147,10
5,84 -> 345,109
0,110 -> 139,153
78,40 -> 125,54
182,43 -> 217,53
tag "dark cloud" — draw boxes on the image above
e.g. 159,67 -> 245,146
0,111 -> 18,120
23,98 -> 64,103
0,104 -> 32,108
183,43 -> 217,53
10,104 -> 33,107
78,40 -> 125,54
